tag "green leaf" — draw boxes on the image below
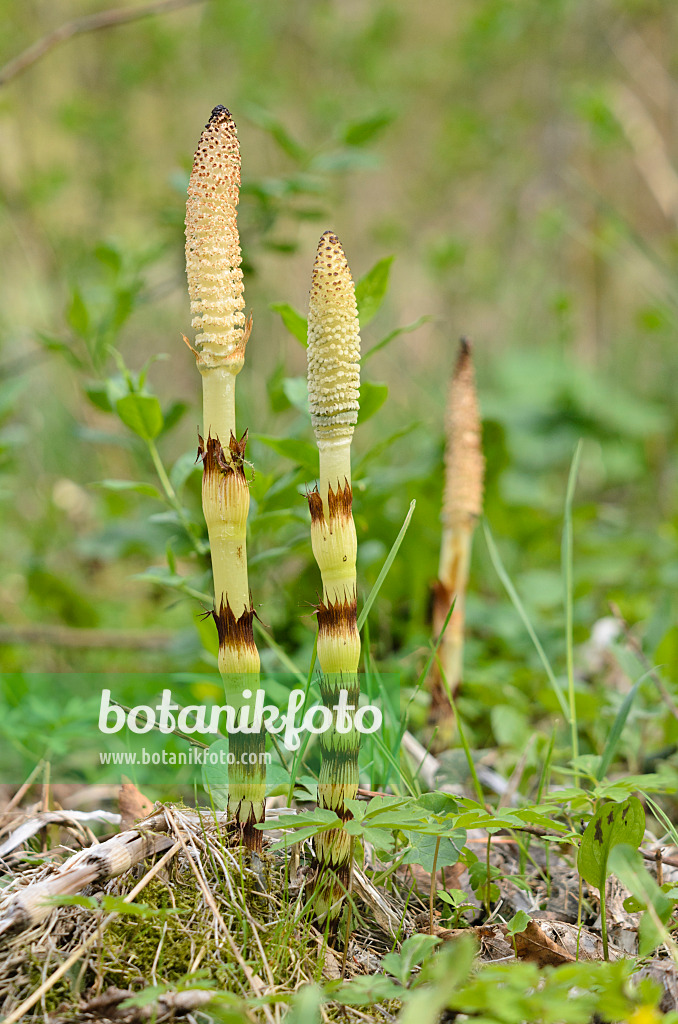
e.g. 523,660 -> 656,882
242,104 -> 307,162
161,400 -> 188,435
286,985 -> 323,1024
608,844 -> 675,955
115,394 -> 164,441
169,451 -> 200,493
83,380 -> 113,411
382,934 -> 440,984
271,302 -> 307,345
507,910 -> 531,936
357,381 -> 388,424
67,287 -> 90,337
363,315 -> 433,363
282,377 -> 309,415
331,975 -> 404,1006
595,671 -> 652,781
577,797 -> 645,892
254,435 -> 318,475
402,831 -> 466,872
95,479 -> 162,499
416,793 -> 458,816
342,112 -> 394,147
438,889 -> 475,911
355,256 -> 393,327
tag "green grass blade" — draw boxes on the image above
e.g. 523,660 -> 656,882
596,668 -> 654,782
483,520 -> 569,720
357,500 -> 416,632
562,440 -> 583,780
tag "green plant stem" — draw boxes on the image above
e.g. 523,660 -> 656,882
341,836 -> 355,978
600,882 -> 608,960
485,831 -> 492,919
576,874 -> 583,961
147,438 -> 206,554
429,836 -> 441,935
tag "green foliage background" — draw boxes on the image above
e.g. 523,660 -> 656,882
1,0 -> 677,786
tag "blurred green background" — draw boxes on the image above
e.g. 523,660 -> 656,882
1,0 -> 677,782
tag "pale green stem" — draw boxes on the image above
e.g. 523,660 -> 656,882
201,362 -> 238,447
147,438 -> 206,554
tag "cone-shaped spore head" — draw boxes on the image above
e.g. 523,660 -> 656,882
185,106 -> 247,366
443,337 -> 485,523
307,231 -> 361,443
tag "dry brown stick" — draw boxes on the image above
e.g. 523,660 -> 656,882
0,624 -> 173,650
0,0 -> 206,87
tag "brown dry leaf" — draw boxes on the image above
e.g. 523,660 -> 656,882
422,924 -> 513,962
322,947 -> 343,980
119,779 -> 154,829
513,919 -> 576,966
409,861 -> 466,894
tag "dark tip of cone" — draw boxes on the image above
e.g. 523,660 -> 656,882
459,336 -> 471,356
208,105 -> 231,125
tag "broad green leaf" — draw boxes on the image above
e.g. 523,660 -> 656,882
355,256 -> 393,327
116,394 -> 164,441
254,435 -> 318,475
95,479 -> 162,498
271,302 -> 307,345
577,797 -> 645,892
402,830 -> 466,872
357,381 -> 388,424
416,793 -> 458,816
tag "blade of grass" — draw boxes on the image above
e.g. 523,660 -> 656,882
357,500 -> 416,631
596,669 -> 653,781
437,657 -> 484,807
562,440 -> 583,782
483,520 -> 569,720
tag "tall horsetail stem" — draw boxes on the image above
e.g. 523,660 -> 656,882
307,231 -> 361,923
429,339 -> 484,741
185,106 -> 264,849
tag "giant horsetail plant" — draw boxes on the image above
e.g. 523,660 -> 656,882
429,339 -> 484,745
307,231 -> 361,923
185,106 -> 265,851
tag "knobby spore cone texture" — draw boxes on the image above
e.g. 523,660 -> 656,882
185,105 -> 246,357
307,231 -> 361,439
443,339 -> 484,525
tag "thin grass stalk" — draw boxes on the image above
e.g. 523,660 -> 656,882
185,106 -> 264,849
429,338 -> 484,743
306,230 -> 361,924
